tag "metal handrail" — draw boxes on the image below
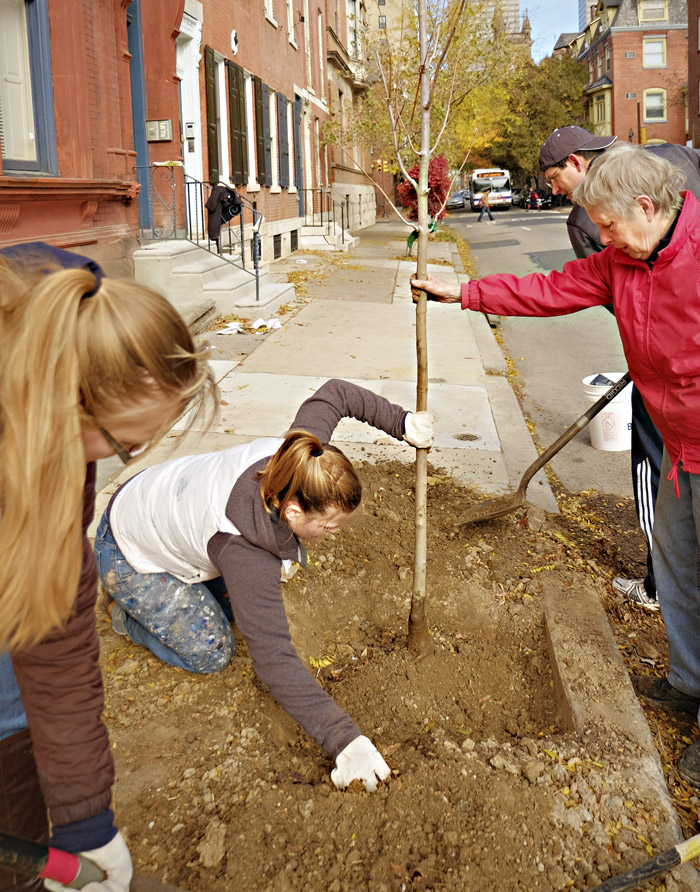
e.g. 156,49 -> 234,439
134,164 -> 262,303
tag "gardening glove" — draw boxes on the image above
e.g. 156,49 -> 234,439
44,832 -> 132,892
331,735 -> 391,792
403,411 -> 435,449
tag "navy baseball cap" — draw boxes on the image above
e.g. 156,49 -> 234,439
539,126 -> 617,171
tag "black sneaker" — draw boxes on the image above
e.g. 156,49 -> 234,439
631,676 -> 700,716
679,738 -> 700,786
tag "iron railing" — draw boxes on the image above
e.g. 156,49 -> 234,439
135,164 -> 263,302
301,188 -> 351,245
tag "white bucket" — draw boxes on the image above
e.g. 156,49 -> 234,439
581,373 -> 632,452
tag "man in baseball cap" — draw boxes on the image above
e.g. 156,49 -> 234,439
539,126 -> 617,220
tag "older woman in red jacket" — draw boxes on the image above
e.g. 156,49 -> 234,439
412,143 -> 700,786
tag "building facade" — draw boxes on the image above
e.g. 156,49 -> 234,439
0,0 -> 185,272
571,0 -> 688,145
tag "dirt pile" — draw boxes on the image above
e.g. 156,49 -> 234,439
100,461 -> 696,892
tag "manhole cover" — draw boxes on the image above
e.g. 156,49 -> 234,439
454,433 -> 480,442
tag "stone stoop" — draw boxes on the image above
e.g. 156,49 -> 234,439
133,240 -> 296,327
300,224 -> 359,252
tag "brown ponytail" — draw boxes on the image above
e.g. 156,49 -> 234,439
257,430 -> 361,517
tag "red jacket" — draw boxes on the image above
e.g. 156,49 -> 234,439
461,190 -> 700,488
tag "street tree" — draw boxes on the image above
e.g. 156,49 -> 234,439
323,1 -> 526,652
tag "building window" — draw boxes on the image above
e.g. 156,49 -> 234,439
378,15 -> 386,29
605,45 -> 610,70
287,0 -> 296,45
347,0 -> 357,56
596,53 -> 602,78
639,0 -> 667,22
698,16 -> 700,50
626,92 -> 637,99
643,37 -> 666,67
0,0 -> 57,174
264,0 -> 276,23
625,51 -> 636,58
643,88 -> 666,121
595,93 -> 607,124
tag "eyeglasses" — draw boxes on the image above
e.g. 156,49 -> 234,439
98,427 -> 136,464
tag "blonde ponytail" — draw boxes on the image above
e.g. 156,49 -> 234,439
257,430 -> 361,518
0,257 -> 216,649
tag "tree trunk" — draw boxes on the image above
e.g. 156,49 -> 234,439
407,0 -> 432,655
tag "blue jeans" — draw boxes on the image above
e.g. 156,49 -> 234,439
0,652 -> 27,740
478,205 -> 493,221
653,451 -> 700,702
94,514 -> 235,674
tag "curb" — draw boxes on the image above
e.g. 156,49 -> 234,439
544,582 -> 700,890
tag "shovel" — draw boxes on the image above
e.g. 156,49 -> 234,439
455,372 -> 632,526
591,829 -> 700,890
0,829 -> 105,888
0,829 -> 188,891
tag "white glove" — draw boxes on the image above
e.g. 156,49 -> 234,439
403,411 -> 435,449
44,832 -> 132,892
331,735 -> 391,792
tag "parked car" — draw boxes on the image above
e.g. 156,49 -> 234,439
446,189 -> 468,210
511,188 -> 522,206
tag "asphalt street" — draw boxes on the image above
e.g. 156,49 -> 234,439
446,204 -> 631,497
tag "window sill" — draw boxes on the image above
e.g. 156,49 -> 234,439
246,182 -> 261,192
288,37 -> 298,49
270,184 -> 282,194
266,14 -> 278,27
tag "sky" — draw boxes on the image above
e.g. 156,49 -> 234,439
524,0 -> 580,64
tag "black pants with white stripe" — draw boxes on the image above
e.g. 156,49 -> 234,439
631,385 -> 663,599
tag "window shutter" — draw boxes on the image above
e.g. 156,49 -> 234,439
254,75 -> 265,184
227,60 -> 247,185
277,92 -> 289,188
204,46 -> 220,184
293,96 -> 303,213
262,83 -> 271,187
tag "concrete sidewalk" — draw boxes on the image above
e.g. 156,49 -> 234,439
94,221 -> 558,521
92,221 -> 698,888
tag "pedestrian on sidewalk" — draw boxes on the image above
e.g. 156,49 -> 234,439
478,188 -> 494,223
95,379 -> 433,793
526,187 -> 539,211
411,144 -> 700,787
0,243 -> 216,891
539,125 -> 700,611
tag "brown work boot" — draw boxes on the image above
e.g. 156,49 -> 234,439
632,675 -> 700,716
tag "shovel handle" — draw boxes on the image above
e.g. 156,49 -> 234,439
0,830 -> 105,888
517,372 -> 632,496
592,831 -> 700,891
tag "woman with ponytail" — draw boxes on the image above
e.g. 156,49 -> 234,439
0,243 -> 216,892
95,378 -> 433,792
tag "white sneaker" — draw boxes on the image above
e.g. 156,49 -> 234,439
612,577 -> 659,612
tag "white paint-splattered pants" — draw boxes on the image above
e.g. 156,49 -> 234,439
94,513 -> 235,674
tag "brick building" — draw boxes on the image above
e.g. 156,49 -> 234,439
569,0 -> 688,146
175,0 -> 375,256
0,0 -> 184,273
0,0 -> 374,269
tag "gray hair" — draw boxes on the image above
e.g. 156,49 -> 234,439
572,143 -> 686,217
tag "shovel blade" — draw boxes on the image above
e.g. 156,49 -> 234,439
454,492 -> 526,526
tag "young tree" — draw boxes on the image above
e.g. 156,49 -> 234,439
324,1 -> 525,652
